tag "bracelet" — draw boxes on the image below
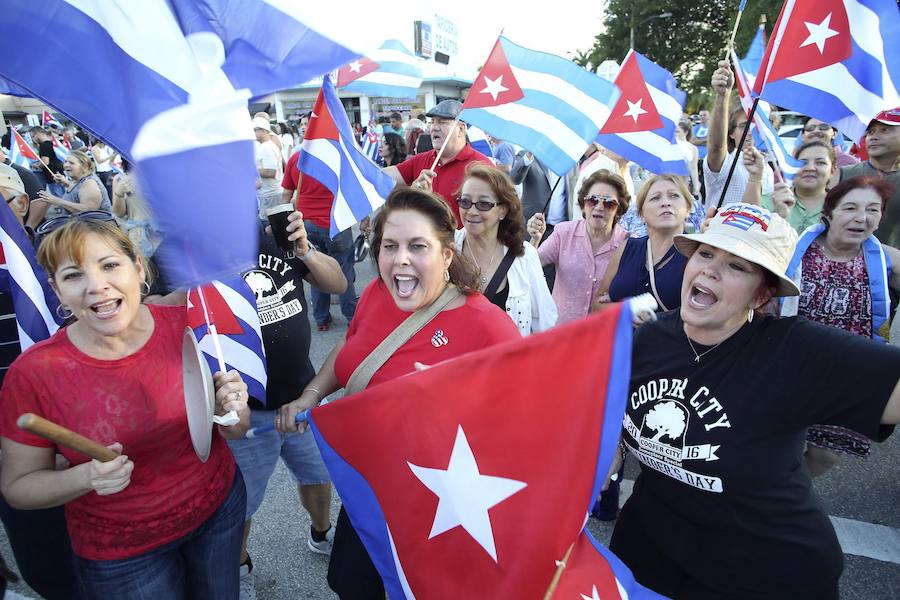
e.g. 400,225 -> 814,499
747,178 -> 762,184
303,387 -> 323,401
296,243 -> 317,262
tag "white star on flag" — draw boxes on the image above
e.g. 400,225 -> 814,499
581,585 -> 602,600
408,425 -> 527,562
800,13 -> 840,54
348,60 -> 362,73
623,98 -> 648,123
479,75 -> 509,102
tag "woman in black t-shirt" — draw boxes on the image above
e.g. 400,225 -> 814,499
610,203 -> 900,600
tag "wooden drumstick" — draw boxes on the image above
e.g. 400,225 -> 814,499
16,413 -> 120,462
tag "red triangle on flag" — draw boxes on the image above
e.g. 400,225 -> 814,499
600,52 -> 663,134
337,57 -> 380,87
187,284 -> 243,335
13,130 -> 40,160
303,88 -> 340,142
462,39 -> 524,110
761,0 -> 851,85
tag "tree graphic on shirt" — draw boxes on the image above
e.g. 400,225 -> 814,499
646,402 -> 686,442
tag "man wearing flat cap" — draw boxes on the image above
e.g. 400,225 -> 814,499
384,99 -> 491,227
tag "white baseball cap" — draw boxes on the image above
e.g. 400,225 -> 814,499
674,203 -> 800,297
0,163 -> 26,197
251,116 -> 272,132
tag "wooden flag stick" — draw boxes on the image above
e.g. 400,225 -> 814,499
428,118 -> 461,173
17,413 -> 119,462
541,540 -> 577,600
726,2 -> 747,58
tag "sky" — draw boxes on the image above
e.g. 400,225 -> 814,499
371,0 -> 609,75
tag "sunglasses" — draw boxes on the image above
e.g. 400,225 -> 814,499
458,197 -> 499,211
804,123 -> 832,132
36,210 -> 117,236
584,195 -> 619,209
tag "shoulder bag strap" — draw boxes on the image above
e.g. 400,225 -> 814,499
646,240 -> 669,312
483,248 -> 517,300
345,284 -> 461,395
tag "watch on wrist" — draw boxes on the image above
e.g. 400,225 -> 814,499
296,243 -> 317,262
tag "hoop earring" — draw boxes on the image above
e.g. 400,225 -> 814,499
56,304 -> 73,320
747,308 -> 754,323
443,268 -> 450,283
140,281 -> 151,296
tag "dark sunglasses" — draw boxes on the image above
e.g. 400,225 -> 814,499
458,197 -> 499,211
584,195 -> 619,209
804,123 -> 832,132
36,210 -> 117,235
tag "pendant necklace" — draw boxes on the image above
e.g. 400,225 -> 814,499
685,332 -> 723,363
468,242 -> 497,287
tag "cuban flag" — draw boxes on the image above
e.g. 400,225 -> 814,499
458,36 -> 620,177
0,203 -> 62,351
50,135 -> 69,163
300,75 -> 395,238
188,278 -> 267,403
742,22 -> 768,87
9,129 -> 40,168
731,49 -> 803,183
596,50 -> 688,176
42,110 -> 63,130
361,115 -> 381,164
465,125 -> 495,162
307,303 -> 642,597
752,0 -> 900,143
0,0 -> 370,288
550,530 -> 668,599
337,39 -> 423,99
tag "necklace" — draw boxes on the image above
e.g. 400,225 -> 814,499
467,242 -> 498,286
685,332 -> 723,363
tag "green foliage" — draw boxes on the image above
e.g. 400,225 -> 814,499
575,0 -> 785,111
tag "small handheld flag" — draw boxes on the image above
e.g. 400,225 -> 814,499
9,129 -> 40,168
42,110 -> 63,129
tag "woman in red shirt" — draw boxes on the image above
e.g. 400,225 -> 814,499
0,218 -> 250,599
277,187 -> 520,599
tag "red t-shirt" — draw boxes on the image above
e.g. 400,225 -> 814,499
282,150 -> 333,229
394,144 -> 492,228
334,279 -> 520,388
0,304 -> 235,560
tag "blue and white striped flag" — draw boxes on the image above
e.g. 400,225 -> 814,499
9,129 -> 40,168
459,37 -> 620,177
301,75 -> 395,238
337,39 -> 422,99
465,125 -> 494,162
0,202 -> 62,351
361,115 -> 381,165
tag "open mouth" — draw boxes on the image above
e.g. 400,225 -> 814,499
394,275 -> 419,299
688,284 -> 717,309
90,299 -> 122,318
846,227 -> 866,235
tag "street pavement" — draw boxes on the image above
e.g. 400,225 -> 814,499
2,252 -> 899,599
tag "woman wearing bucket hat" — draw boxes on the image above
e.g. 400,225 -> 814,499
609,203 -> 900,599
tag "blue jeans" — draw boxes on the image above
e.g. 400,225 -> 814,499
304,221 -> 357,325
75,470 -> 246,600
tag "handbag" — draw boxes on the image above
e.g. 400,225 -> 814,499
345,284 -> 461,394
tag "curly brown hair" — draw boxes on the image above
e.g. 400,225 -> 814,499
457,163 -> 526,257
577,169 -> 630,222
370,186 -> 481,293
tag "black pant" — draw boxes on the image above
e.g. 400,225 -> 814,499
0,497 -> 83,600
327,506 -> 384,599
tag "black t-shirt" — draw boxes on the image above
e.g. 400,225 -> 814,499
37,141 -> 64,174
621,311 -> 899,595
242,232 -> 314,410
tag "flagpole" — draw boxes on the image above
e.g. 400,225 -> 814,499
715,95 -> 760,209
725,0 -> 748,57
541,540 -> 576,600
196,285 -> 228,374
539,176 -> 563,217
428,118 -> 460,172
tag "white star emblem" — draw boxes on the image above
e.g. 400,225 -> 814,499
800,13 -> 840,54
479,75 -> 509,102
348,60 -> 362,73
310,111 -> 318,119
623,98 -> 648,123
581,585 -> 602,600
408,425 -> 527,562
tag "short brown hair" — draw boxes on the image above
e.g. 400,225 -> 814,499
821,176 -> 892,223
370,187 -> 481,292
793,139 -> 836,168
727,108 -> 747,153
635,174 -> 694,215
577,169 -> 630,222
459,163 -> 526,257
37,219 -> 151,286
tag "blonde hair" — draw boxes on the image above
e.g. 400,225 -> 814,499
635,174 -> 694,215
67,149 -> 95,175
37,219 -> 153,286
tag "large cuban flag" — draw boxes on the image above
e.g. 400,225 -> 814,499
336,39 -> 422,99
300,75 -> 395,238
752,0 -> 900,143
188,277 -> 267,404
0,0 -> 373,287
596,50 -> 688,176
459,37 -> 620,177
0,203 -> 62,351
306,303 -> 654,597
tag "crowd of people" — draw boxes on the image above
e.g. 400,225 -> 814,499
0,51 -> 899,600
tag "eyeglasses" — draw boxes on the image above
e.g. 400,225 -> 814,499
804,123 -> 832,132
458,197 -> 499,211
584,195 -> 619,209
36,210 -> 117,236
